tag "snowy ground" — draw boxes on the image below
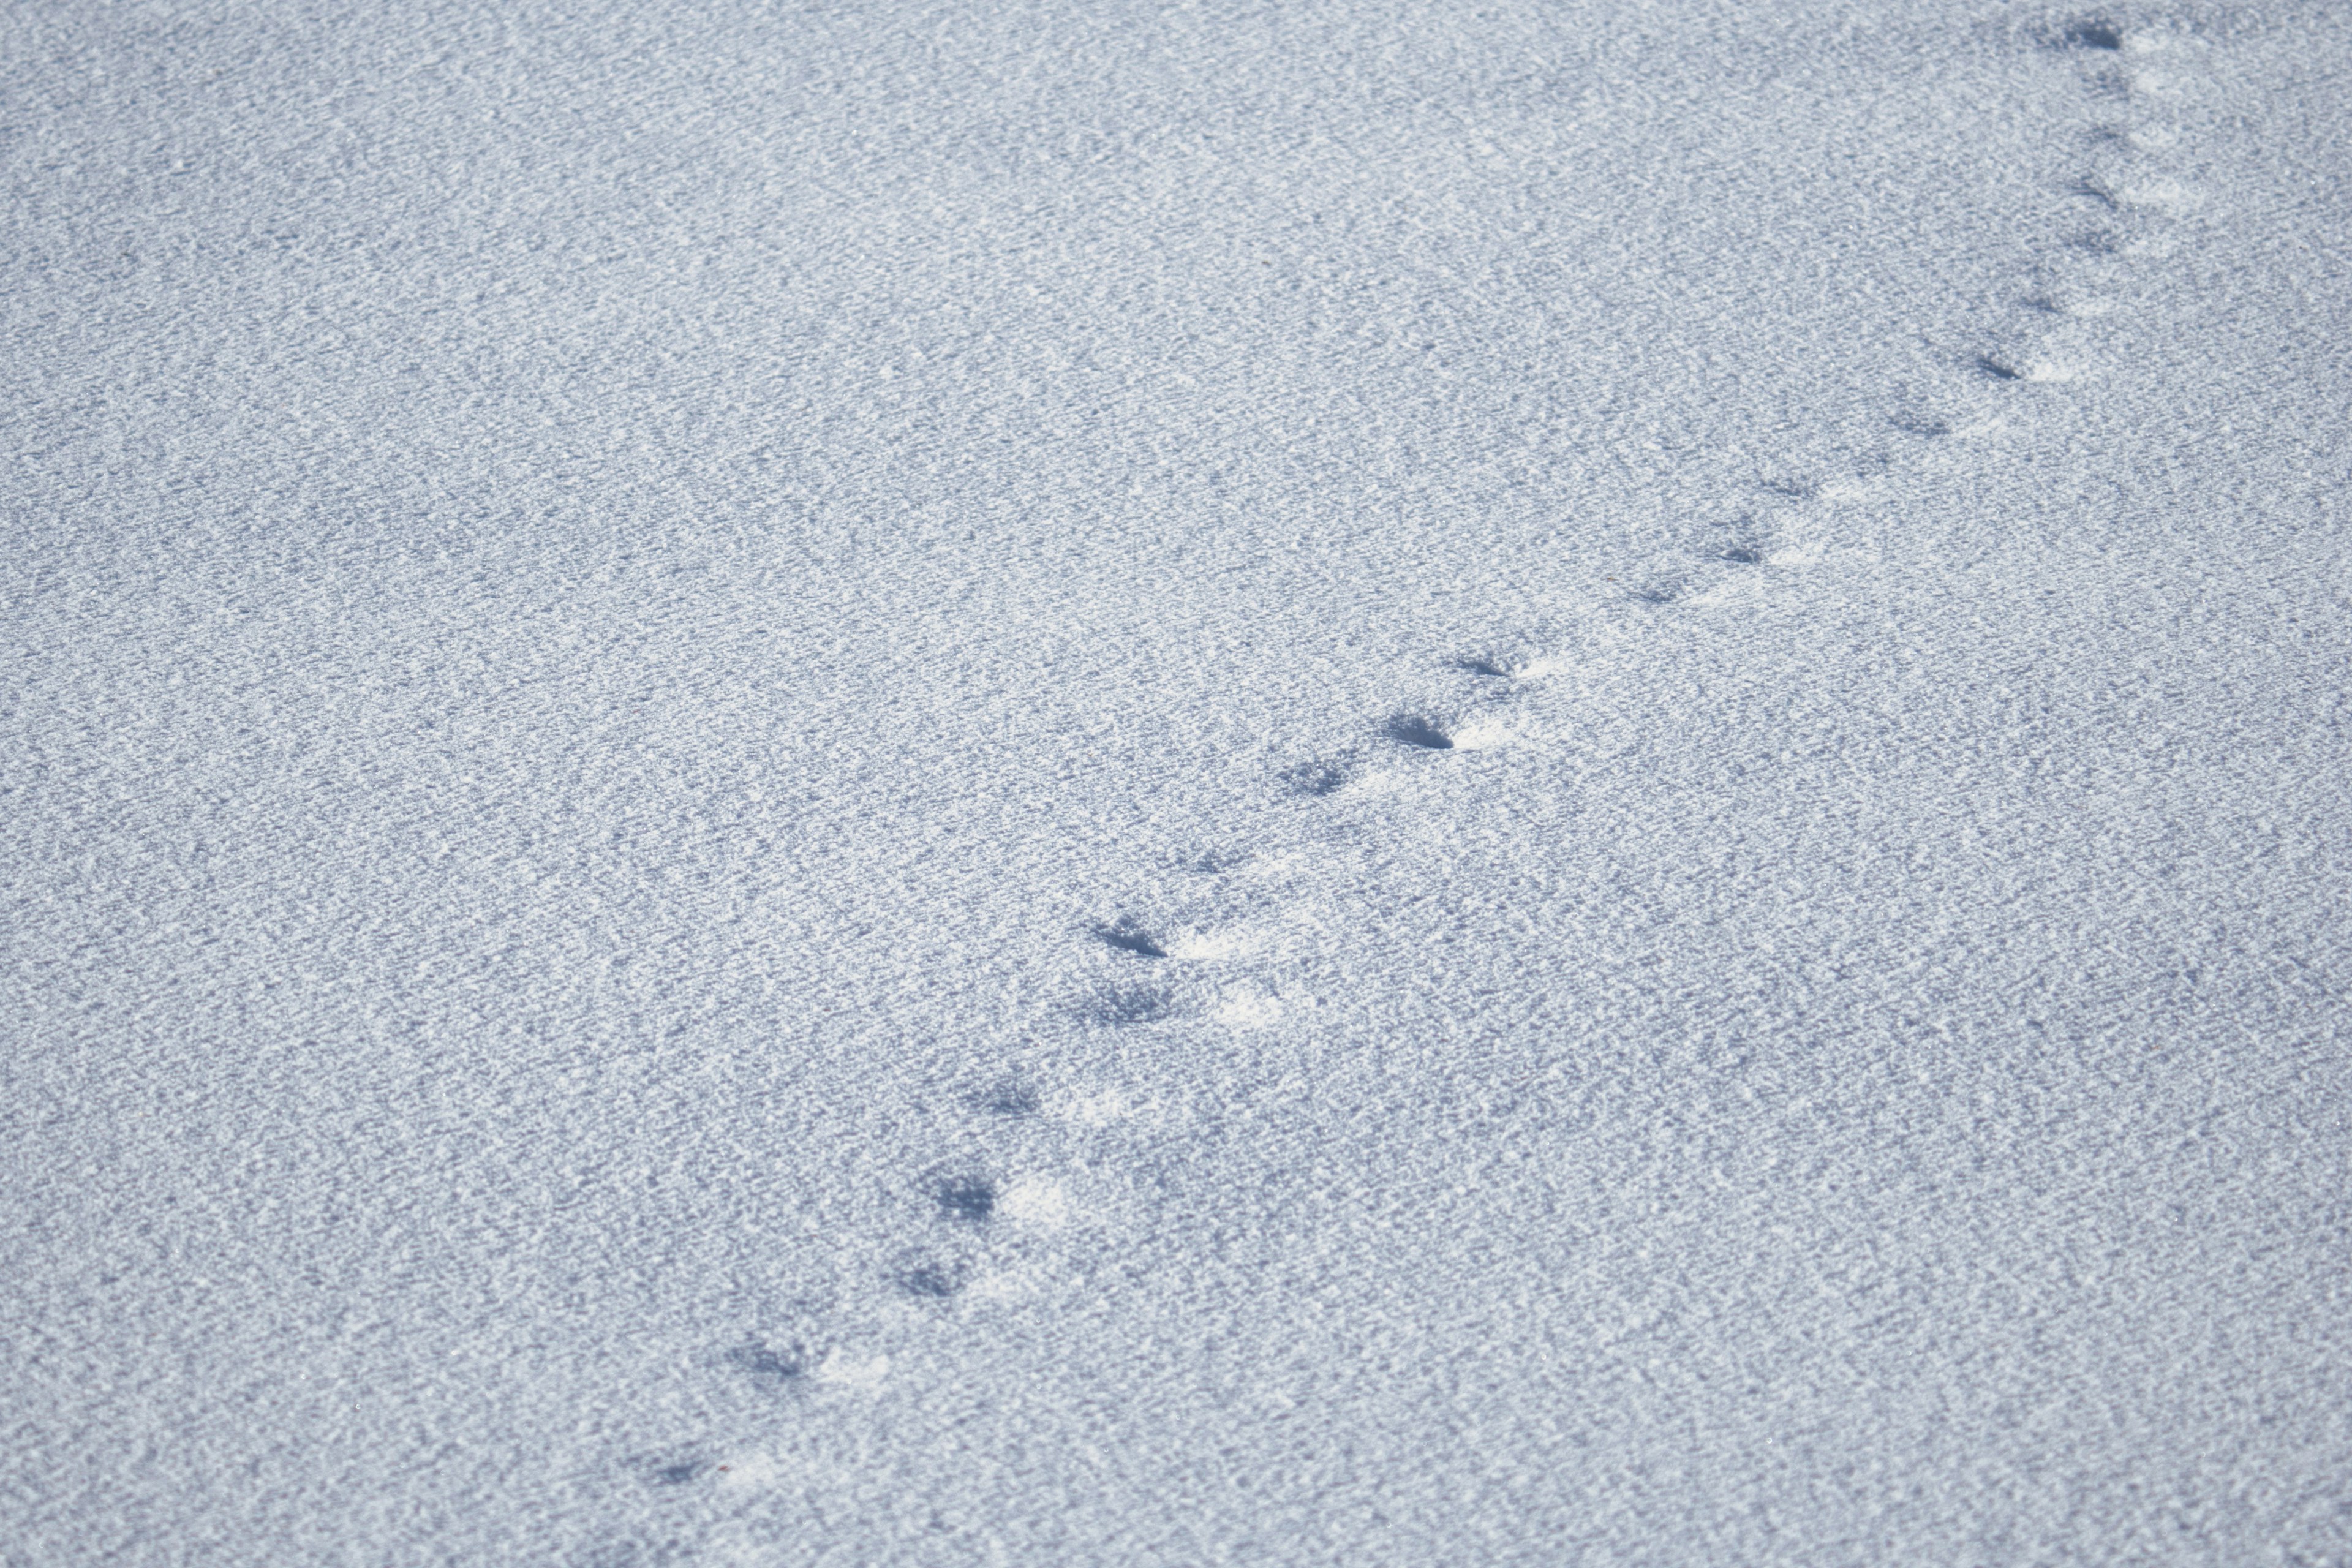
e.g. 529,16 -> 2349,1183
6,1 -> 2350,1562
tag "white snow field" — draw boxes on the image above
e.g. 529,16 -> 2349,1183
6,0 -> 2350,1562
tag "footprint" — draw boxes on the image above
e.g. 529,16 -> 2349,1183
722,1340 -> 807,1389
1086,982 -> 1175,1025
1384,715 -> 1456,750
929,1173 -> 997,1223
973,1077 -> 1040,1118
896,1258 -> 970,1300
1281,760 -> 1351,797
1710,516 -> 1775,564
2068,175 -> 2123,209
1980,347 -> 2083,383
1631,576 -> 1694,605
1452,644 -> 1562,682
1094,917 -> 1167,959
2056,18 -> 2125,52
634,1452 -> 715,1488
895,1265 -> 961,1300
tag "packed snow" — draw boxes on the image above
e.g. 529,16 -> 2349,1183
4,1 -> 2348,1562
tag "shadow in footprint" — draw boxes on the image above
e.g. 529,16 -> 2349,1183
1095,918 -> 1166,959
2056,18 -> 2123,51
974,1079 -> 1039,1118
898,1260 -> 968,1300
723,1341 -> 807,1388
1975,353 -> 2025,382
1088,984 -> 1175,1026
1451,655 -> 1512,678
1283,760 -> 1350,797
2068,176 -> 2120,209
931,1174 -> 997,1223
1711,518 -> 1770,564
648,1458 -> 709,1488
1385,715 -> 1454,750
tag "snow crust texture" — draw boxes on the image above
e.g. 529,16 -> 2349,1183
5,1 -> 2350,1564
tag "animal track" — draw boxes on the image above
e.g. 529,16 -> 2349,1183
1298,10 -> 2209,761
1183,24 -> 2231,1449
823,28 -> 2234,1504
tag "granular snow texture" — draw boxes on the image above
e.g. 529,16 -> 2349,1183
4,1 -> 2350,1563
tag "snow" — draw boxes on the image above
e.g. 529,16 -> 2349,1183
4,1 -> 2349,1562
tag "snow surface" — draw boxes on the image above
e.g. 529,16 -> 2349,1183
5,1 -> 2350,1562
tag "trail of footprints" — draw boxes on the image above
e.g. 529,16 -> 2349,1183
635,9 -> 2211,1513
